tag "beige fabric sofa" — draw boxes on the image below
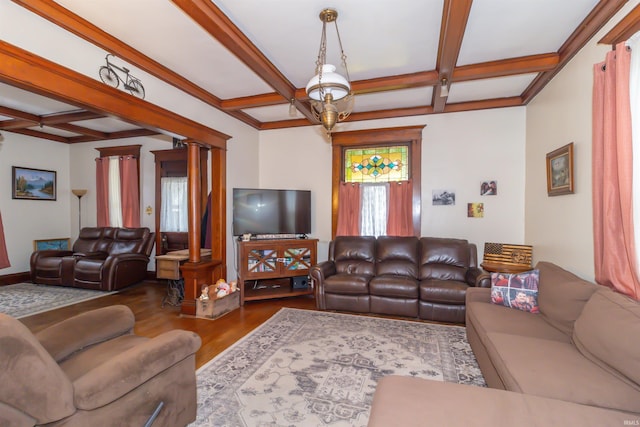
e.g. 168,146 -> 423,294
369,261 -> 640,426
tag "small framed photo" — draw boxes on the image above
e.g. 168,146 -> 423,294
546,143 -> 574,196
33,238 -> 70,251
12,166 -> 57,200
432,189 -> 455,205
467,203 -> 484,218
481,180 -> 497,195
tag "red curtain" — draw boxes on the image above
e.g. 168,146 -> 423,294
336,182 -> 361,236
95,157 -> 110,227
0,211 -> 10,269
120,155 -> 140,228
592,42 -> 640,299
387,180 -> 414,236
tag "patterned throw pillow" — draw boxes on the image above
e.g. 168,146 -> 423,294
490,269 -> 540,313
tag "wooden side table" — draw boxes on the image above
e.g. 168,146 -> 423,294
481,262 -> 532,274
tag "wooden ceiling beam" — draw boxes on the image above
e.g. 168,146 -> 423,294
453,53 -> 559,82
599,3 -> 640,45
12,0 -> 257,129
170,0 -> 316,123
0,105 -> 40,124
221,93 -> 289,111
50,123 -> 107,138
522,0 -> 628,104
40,110 -> 106,124
0,41 -> 230,148
9,128 -> 69,143
433,0 -> 473,112
69,128 -> 160,144
351,71 -> 440,94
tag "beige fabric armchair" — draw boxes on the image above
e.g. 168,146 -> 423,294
0,305 -> 201,427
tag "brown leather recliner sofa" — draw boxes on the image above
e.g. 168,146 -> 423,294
310,236 -> 490,323
30,227 -> 155,291
0,305 -> 201,426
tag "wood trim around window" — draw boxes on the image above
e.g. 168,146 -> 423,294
330,125 -> 425,238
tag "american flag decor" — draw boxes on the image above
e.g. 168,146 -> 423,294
483,243 -> 533,268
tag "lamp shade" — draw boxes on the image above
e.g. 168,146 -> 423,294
72,189 -> 88,197
306,64 -> 350,101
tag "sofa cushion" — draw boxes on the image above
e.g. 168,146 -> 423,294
466,298 -> 569,343
483,332 -> 640,413
323,274 -> 371,295
573,287 -> 640,388
490,269 -> 539,313
370,275 -> 419,298
419,280 -> 468,304
375,236 -> 419,278
536,261 -> 598,336
332,236 -> 376,276
369,376 -> 636,427
419,237 -> 470,282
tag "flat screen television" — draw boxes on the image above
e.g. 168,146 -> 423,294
232,188 -> 311,236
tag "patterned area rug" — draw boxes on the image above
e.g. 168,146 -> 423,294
192,308 -> 485,427
0,283 -> 115,318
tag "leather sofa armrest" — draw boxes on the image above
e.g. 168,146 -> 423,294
309,261 -> 336,310
73,329 -> 201,410
309,260 -> 337,282
101,252 -> 150,271
32,249 -> 73,258
474,270 -> 492,288
73,251 -> 108,259
466,267 -> 490,287
36,305 -> 135,362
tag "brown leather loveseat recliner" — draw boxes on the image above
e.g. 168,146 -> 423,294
310,236 -> 490,323
30,227 -> 155,291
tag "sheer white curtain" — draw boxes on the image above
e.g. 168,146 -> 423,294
360,183 -> 388,237
160,176 -> 188,232
108,156 -> 123,227
629,34 -> 640,276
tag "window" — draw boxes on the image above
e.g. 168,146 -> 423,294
95,145 -> 141,228
331,126 -> 424,238
160,176 -> 188,232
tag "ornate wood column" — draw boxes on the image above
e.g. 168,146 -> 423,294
180,139 -> 228,316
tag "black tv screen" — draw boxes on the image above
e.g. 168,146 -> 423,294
232,188 -> 311,236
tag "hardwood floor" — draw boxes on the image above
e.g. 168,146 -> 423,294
18,281 -> 317,369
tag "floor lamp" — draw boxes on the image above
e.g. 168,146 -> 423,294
72,189 -> 88,233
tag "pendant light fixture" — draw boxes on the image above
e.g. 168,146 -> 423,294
305,8 -> 354,138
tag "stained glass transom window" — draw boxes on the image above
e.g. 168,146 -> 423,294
344,145 -> 409,183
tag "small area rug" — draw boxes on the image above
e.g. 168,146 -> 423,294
192,308 -> 485,427
0,283 -> 115,318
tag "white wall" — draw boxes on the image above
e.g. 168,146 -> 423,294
0,133 -> 70,275
525,1 -> 640,281
258,107 -> 526,263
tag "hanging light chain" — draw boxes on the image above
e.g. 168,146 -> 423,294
333,19 -> 351,85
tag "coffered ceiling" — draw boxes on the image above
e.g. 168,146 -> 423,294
0,0 -> 632,143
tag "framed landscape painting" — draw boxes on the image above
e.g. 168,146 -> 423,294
12,166 -> 57,200
546,143 -> 574,196
33,238 -> 70,251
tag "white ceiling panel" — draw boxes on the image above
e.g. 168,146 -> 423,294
355,87 -> 434,113
447,74 -> 538,103
458,0 -> 601,66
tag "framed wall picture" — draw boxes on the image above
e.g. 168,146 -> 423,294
546,143 -> 574,196
12,166 -> 57,200
33,238 -> 70,251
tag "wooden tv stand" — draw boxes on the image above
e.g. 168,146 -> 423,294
237,238 -> 317,305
